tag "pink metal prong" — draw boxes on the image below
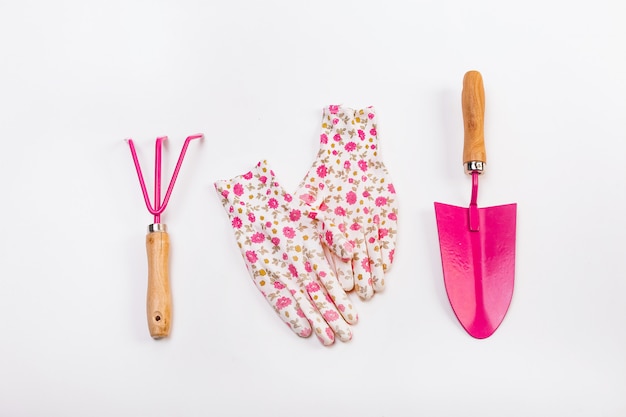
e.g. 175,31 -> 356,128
126,138 -> 158,215
154,136 -> 168,223
157,134 -> 203,215
126,134 -> 202,224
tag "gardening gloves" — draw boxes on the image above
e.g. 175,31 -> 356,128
296,106 -> 398,300
215,106 -> 398,344
215,160 -> 358,346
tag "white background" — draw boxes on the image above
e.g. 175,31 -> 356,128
1,1 -> 624,416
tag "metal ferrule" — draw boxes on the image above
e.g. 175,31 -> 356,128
465,161 -> 485,175
148,223 -> 167,233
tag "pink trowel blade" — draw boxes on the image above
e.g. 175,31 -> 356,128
434,178 -> 517,338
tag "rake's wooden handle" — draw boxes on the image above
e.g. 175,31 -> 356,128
146,229 -> 171,339
462,70 -> 486,167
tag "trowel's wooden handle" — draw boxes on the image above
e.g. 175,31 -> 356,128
462,70 -> 486,166
146,229 -> 171,339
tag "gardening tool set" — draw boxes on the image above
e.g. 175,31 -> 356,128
125,71 -> 517,341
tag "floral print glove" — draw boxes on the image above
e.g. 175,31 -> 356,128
215,160 -> 358,346
297,105 -> 398,300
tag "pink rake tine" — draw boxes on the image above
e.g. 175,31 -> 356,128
126,133 -> 203,223
154,136 -> 166,218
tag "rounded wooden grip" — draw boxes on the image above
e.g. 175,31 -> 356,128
146,231 -> 171,339
462,70 -> 486,166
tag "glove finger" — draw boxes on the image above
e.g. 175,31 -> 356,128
351,240 -> 375,300
303,239 -> 355,341
376,184 -> 399,272
323,243 -> 355,291
312,252 -> 358,326
325,213 -> 356,291
378,231 -> 396,274
365,233 -> 386,293
318,275 -> 358,328
304,276 -> 354,343
297,284 -> 338,346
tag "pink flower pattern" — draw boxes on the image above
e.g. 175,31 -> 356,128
246,250 -> 258,263
299,193 -> 315,205
325,230 -> 334,246
276,297 -> 291,310
283,226 -> 295,238
346,191 -> 357,205
323,310 -> 339,322
251,232 -> 265,243
289,209 -> 301,221
231,217 -> 242,229
361,258 -> 371,273
215,160 -> 357,346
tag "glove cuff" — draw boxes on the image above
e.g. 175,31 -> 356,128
214,160 -> 294,214
318,105 -> 379,153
